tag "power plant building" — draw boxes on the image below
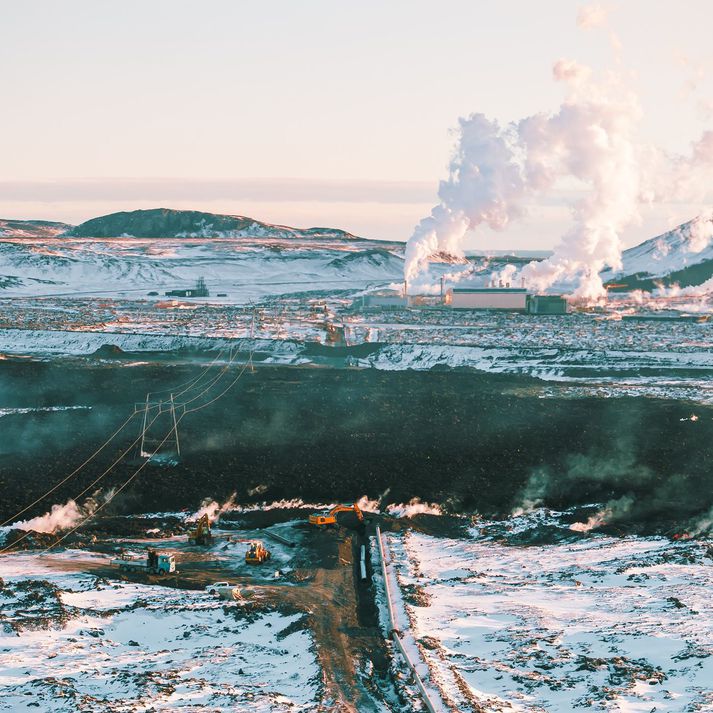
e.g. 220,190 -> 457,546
448,288 -> 528,311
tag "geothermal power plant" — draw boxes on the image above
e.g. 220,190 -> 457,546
358,281 -> 568,314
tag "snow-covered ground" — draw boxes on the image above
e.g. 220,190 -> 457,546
0,551 -> 320,712
0,236 -> 405,300
1,235 -> 713,404
383,514 -> 713,712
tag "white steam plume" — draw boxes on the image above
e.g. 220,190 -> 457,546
12,491 -> 109,534
518,59 -> 644,299
403,113 -> 529,292
386,498 -> 443,518
189,492 -> 237,523
577,3 -> 609,30
403,11 -> 713,301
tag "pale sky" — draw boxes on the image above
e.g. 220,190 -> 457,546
2,0 -> 712,246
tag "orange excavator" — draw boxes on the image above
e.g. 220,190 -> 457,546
309,503 -> 364,527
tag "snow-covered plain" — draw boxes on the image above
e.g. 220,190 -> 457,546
0,551 -> 320,712
0,236 -> 405,300
383,514 -> 713,712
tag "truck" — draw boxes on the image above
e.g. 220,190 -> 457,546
205,581 -> 241,600
112,549 -> 176,576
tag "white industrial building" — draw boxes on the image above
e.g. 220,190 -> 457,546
447,288 -> 528,311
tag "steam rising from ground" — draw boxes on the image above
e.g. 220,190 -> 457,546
189,493 -> 237,523
12,491 -> 110,533
385,498 -> 443,517
186,494 -> 443,520
404,8 -> 713,300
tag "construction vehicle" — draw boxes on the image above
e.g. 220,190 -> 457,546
188,514 -> 213,546
112,549 -> 176,576
309,503 -> 364,527
245,540 -> 271,565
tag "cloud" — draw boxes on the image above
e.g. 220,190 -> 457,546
0,177 -> 434,206
577,3 -> 609,30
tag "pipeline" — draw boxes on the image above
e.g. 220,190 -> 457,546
374,526 -> 446,713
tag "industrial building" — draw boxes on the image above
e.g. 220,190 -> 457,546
526,295 -> 568,315
447,288 -> 528,311
357,290 -> 409,310
165,276 -> 210,298
355,283 -> 569,314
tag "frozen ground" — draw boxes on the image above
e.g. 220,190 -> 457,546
383,512 -> 713,712
0,550 -> 320,712
0,236 -> 405,300
0,236 -> 712,404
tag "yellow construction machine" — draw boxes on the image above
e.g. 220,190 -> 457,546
245,540 -> 271,564
309,503 -> 364,527
187,514 -> 213,546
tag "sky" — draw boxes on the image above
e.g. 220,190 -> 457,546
1,0 -> 712,247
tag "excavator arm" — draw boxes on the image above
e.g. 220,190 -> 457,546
309,503 -> 364,526
328,503 -> 364,521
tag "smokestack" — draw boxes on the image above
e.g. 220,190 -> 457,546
440,275 -> 445,299
403,279 -> 408,297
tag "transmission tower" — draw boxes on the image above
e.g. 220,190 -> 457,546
135,393 -> 183,459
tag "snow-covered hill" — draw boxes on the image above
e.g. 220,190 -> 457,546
603,213 -> 713,289
0,236 -> 405,299
0,219 -> 72,238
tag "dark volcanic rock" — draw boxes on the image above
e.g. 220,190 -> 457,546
1,360 -> 712,533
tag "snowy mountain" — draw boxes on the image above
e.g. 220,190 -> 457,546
603,214 -> 713,290
0,219 -> 72,238
67,208 -> 364,241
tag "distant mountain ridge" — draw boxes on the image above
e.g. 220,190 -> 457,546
4,209 -> 713,291
0,208 -> 364,241
67,208 -> 362,240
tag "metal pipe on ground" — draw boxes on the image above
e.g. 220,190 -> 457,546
263,530 -> 296,547
374,527 -> 444,713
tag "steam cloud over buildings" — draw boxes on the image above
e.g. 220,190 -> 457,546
404,9 -> 713,300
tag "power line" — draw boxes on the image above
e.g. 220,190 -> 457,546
0,412 -> 138,528
0,345 -> 235,530
2,313 -> 259,553
38,341 -> 258,553
0,409 -> 162,554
